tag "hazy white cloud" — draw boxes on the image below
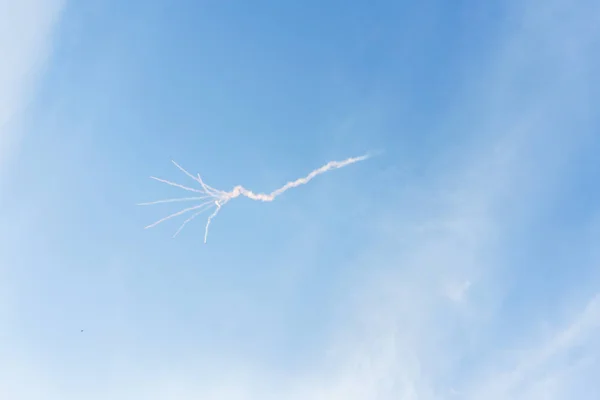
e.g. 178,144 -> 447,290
466,293 -> 600,400
0,0 -> 64,179
0,0 -> 65,398
445,280 -> 472,303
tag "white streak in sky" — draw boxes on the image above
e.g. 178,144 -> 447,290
139,154 -> 370,243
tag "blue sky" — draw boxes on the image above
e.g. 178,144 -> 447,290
1,0 -> 600,398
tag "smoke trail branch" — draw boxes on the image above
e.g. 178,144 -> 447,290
139,154 -> 370,243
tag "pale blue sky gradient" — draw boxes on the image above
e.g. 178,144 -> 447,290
1,0 -> 600,398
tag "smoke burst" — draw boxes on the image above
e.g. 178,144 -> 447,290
139,154 -> 370,243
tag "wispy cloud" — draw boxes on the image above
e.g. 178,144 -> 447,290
0,0 -> 64,180
0,0 -> 65,398
466,293 -> 600,400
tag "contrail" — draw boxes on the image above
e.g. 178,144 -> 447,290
139,154 -> 370,243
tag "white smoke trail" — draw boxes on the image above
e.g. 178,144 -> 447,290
139,154 -> 370,243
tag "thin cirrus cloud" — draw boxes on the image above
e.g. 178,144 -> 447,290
0,0 -> 65,398
0,0 -> 64,179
